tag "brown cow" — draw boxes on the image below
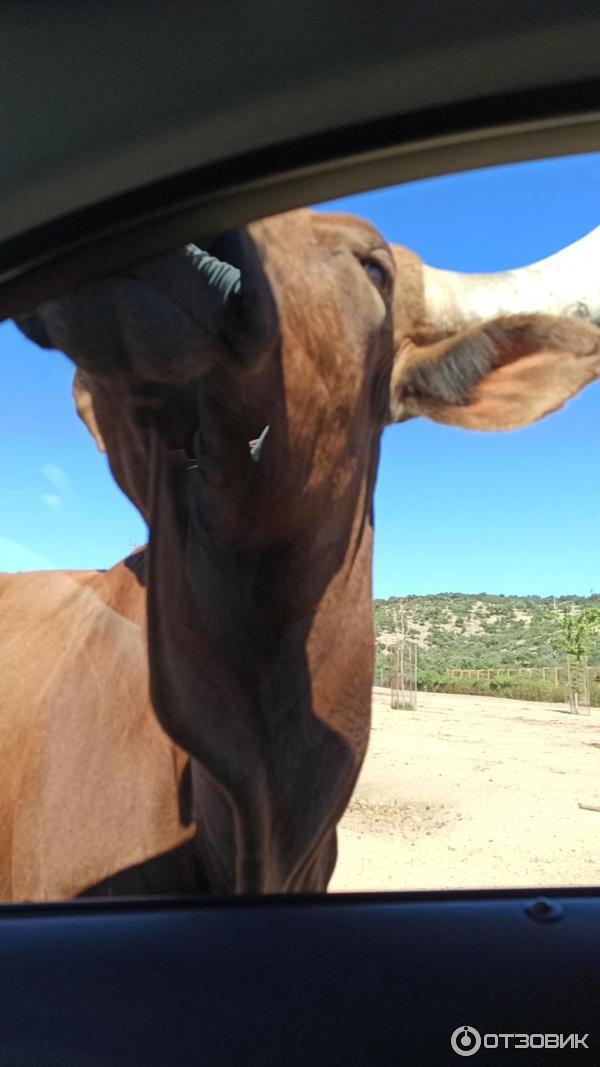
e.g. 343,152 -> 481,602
3,210 -> 600,900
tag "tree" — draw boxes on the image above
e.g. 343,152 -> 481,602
552,607 -> 600,663
552,606 -> 600,714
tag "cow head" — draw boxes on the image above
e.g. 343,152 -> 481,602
16,210 -> 600,893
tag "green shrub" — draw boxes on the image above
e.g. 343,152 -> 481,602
422,675 -> 600,707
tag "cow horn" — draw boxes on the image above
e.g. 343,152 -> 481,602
419,227 -> 600,333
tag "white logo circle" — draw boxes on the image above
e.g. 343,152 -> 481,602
451,1026 -> 482,1057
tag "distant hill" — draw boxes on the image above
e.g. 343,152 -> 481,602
374,592 -> 600,683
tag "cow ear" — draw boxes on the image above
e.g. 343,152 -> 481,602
390,315 -> 600,431
72,370 -> 106,452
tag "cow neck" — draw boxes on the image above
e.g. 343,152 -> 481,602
143,407 -> 380,892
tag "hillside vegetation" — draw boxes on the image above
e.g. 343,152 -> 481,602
374,593 -> 600,703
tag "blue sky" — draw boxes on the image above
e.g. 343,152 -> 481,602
1,153 -> 599,596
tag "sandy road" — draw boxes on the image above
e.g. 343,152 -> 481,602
331,690 -> 600,892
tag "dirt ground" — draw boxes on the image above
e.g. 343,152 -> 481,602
331,689 -> 600,892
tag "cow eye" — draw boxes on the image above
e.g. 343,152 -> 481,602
361,258 -> 391,291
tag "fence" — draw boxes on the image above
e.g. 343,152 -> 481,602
447,666 -> 600,684
389,635 -> 418,711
